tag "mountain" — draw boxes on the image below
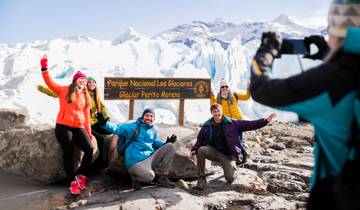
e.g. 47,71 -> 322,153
153,15 -> 326,48
0,15 -> 326,125
112,27 -> 145,45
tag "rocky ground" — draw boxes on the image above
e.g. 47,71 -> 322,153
0,109 -> 314,210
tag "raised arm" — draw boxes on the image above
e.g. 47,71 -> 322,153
234,118 -> 268,132
40,55 -> 62,95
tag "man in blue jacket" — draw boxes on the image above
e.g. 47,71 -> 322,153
191,103 -> 275,190
99,108 -> 177,189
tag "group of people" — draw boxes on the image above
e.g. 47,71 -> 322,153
40,56 -> 181,195
40,54 -> 270,195
40,0 -> 360,208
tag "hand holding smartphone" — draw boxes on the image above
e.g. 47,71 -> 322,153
281,39 -> 309,55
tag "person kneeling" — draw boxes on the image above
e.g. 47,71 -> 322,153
190,103 -> 275,190
97,108 -> 177,190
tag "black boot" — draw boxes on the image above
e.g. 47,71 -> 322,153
240,152 -> 248,164
235,156 -> 241,165
132,178 -> 142,191
156,175 -> 176,188
193,176 -> 207,190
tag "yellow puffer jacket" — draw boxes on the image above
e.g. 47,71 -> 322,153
89,93 -> 109,126
210,90 -> 250,120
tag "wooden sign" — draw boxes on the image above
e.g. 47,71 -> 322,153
104,77 -> 211,100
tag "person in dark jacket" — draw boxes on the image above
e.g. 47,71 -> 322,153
190,103 -> 275,190
250,0 -> 360,208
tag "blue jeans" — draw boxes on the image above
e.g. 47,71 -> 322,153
239,134 -> 247,155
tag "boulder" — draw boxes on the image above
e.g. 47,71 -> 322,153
0,109 -> 29,131
0,124 -> 99,184
0,124 -> 65,183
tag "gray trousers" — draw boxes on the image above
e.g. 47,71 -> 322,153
128,143 -> 176,183
197,145 -> 237,183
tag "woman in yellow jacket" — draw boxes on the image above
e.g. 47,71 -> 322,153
210,80 -> 250,120
210,79 -> 250,164
86,77 -> 112,168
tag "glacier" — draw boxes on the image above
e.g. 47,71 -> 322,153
0,15 -> 326,125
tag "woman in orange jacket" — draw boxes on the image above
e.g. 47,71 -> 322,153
40,55 -> 93,195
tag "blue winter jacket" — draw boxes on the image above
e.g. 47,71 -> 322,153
251,27 -> 360,189
102,117 -> 165,169
192,116 -> 268,157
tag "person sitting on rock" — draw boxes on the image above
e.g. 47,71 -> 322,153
37,76 -> 111,169
86,76 -> 113,168
190,103 -> 276,190
40,55 -> 94,196
210,79 -> 251,165
97,108 -> 177,190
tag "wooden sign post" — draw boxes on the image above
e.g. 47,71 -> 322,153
104,77 -> 211,126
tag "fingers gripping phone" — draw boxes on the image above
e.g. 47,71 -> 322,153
281,39 -> 309,55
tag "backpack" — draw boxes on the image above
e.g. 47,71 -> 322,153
117,124 -> 141,155
107,124 -> 140,178
307,91 -> 360,210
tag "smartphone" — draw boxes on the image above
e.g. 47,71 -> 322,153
281,39 -> 309,55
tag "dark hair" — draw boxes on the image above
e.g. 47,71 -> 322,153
210,103 -> 222,112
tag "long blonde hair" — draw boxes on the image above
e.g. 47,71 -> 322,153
89,85 -> 101,112
216,90 -> 234,104
66,81 -> 91,108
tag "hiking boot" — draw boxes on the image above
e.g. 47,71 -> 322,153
132,179 -> 142,191
69,180 -> 80,195
156,175 -> 176,188
194,177 -> 207,190
235,156 -> 241,165
76,174 -> 87,190
240,153 -> 248,165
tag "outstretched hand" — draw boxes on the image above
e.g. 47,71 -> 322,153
260,32 -> 283,58
40,55 -> 48,71
96,112 -> 109,126
266,113 -> 276,122
303,35 -> 330,60
166,134 -> 177,144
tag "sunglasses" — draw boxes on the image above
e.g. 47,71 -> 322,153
221,86 -> 229,89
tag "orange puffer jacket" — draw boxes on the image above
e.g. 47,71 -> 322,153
42,71 -> 91,137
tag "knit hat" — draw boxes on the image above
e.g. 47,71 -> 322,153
72,71 -> 87,82
219,79 -> 229,87
328,0 -> 360,37
88,76 -> 96,83
142,108 -> 155,118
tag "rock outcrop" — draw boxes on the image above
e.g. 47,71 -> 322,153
0,108 -> 29,131
0,109 -> 315,209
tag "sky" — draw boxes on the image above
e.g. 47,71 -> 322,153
0,0 -> 332,45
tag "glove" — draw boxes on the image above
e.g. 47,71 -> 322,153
303,35 -> 330,60
260,32 -> 283,58
40,55 -> 48,71
166,134 -> 177,144
253,32 -> 283,73
96,112 -> 109,126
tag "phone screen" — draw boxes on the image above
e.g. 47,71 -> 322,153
281,39 -> 308,55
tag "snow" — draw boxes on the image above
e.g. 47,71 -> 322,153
0,15 -> 326,125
